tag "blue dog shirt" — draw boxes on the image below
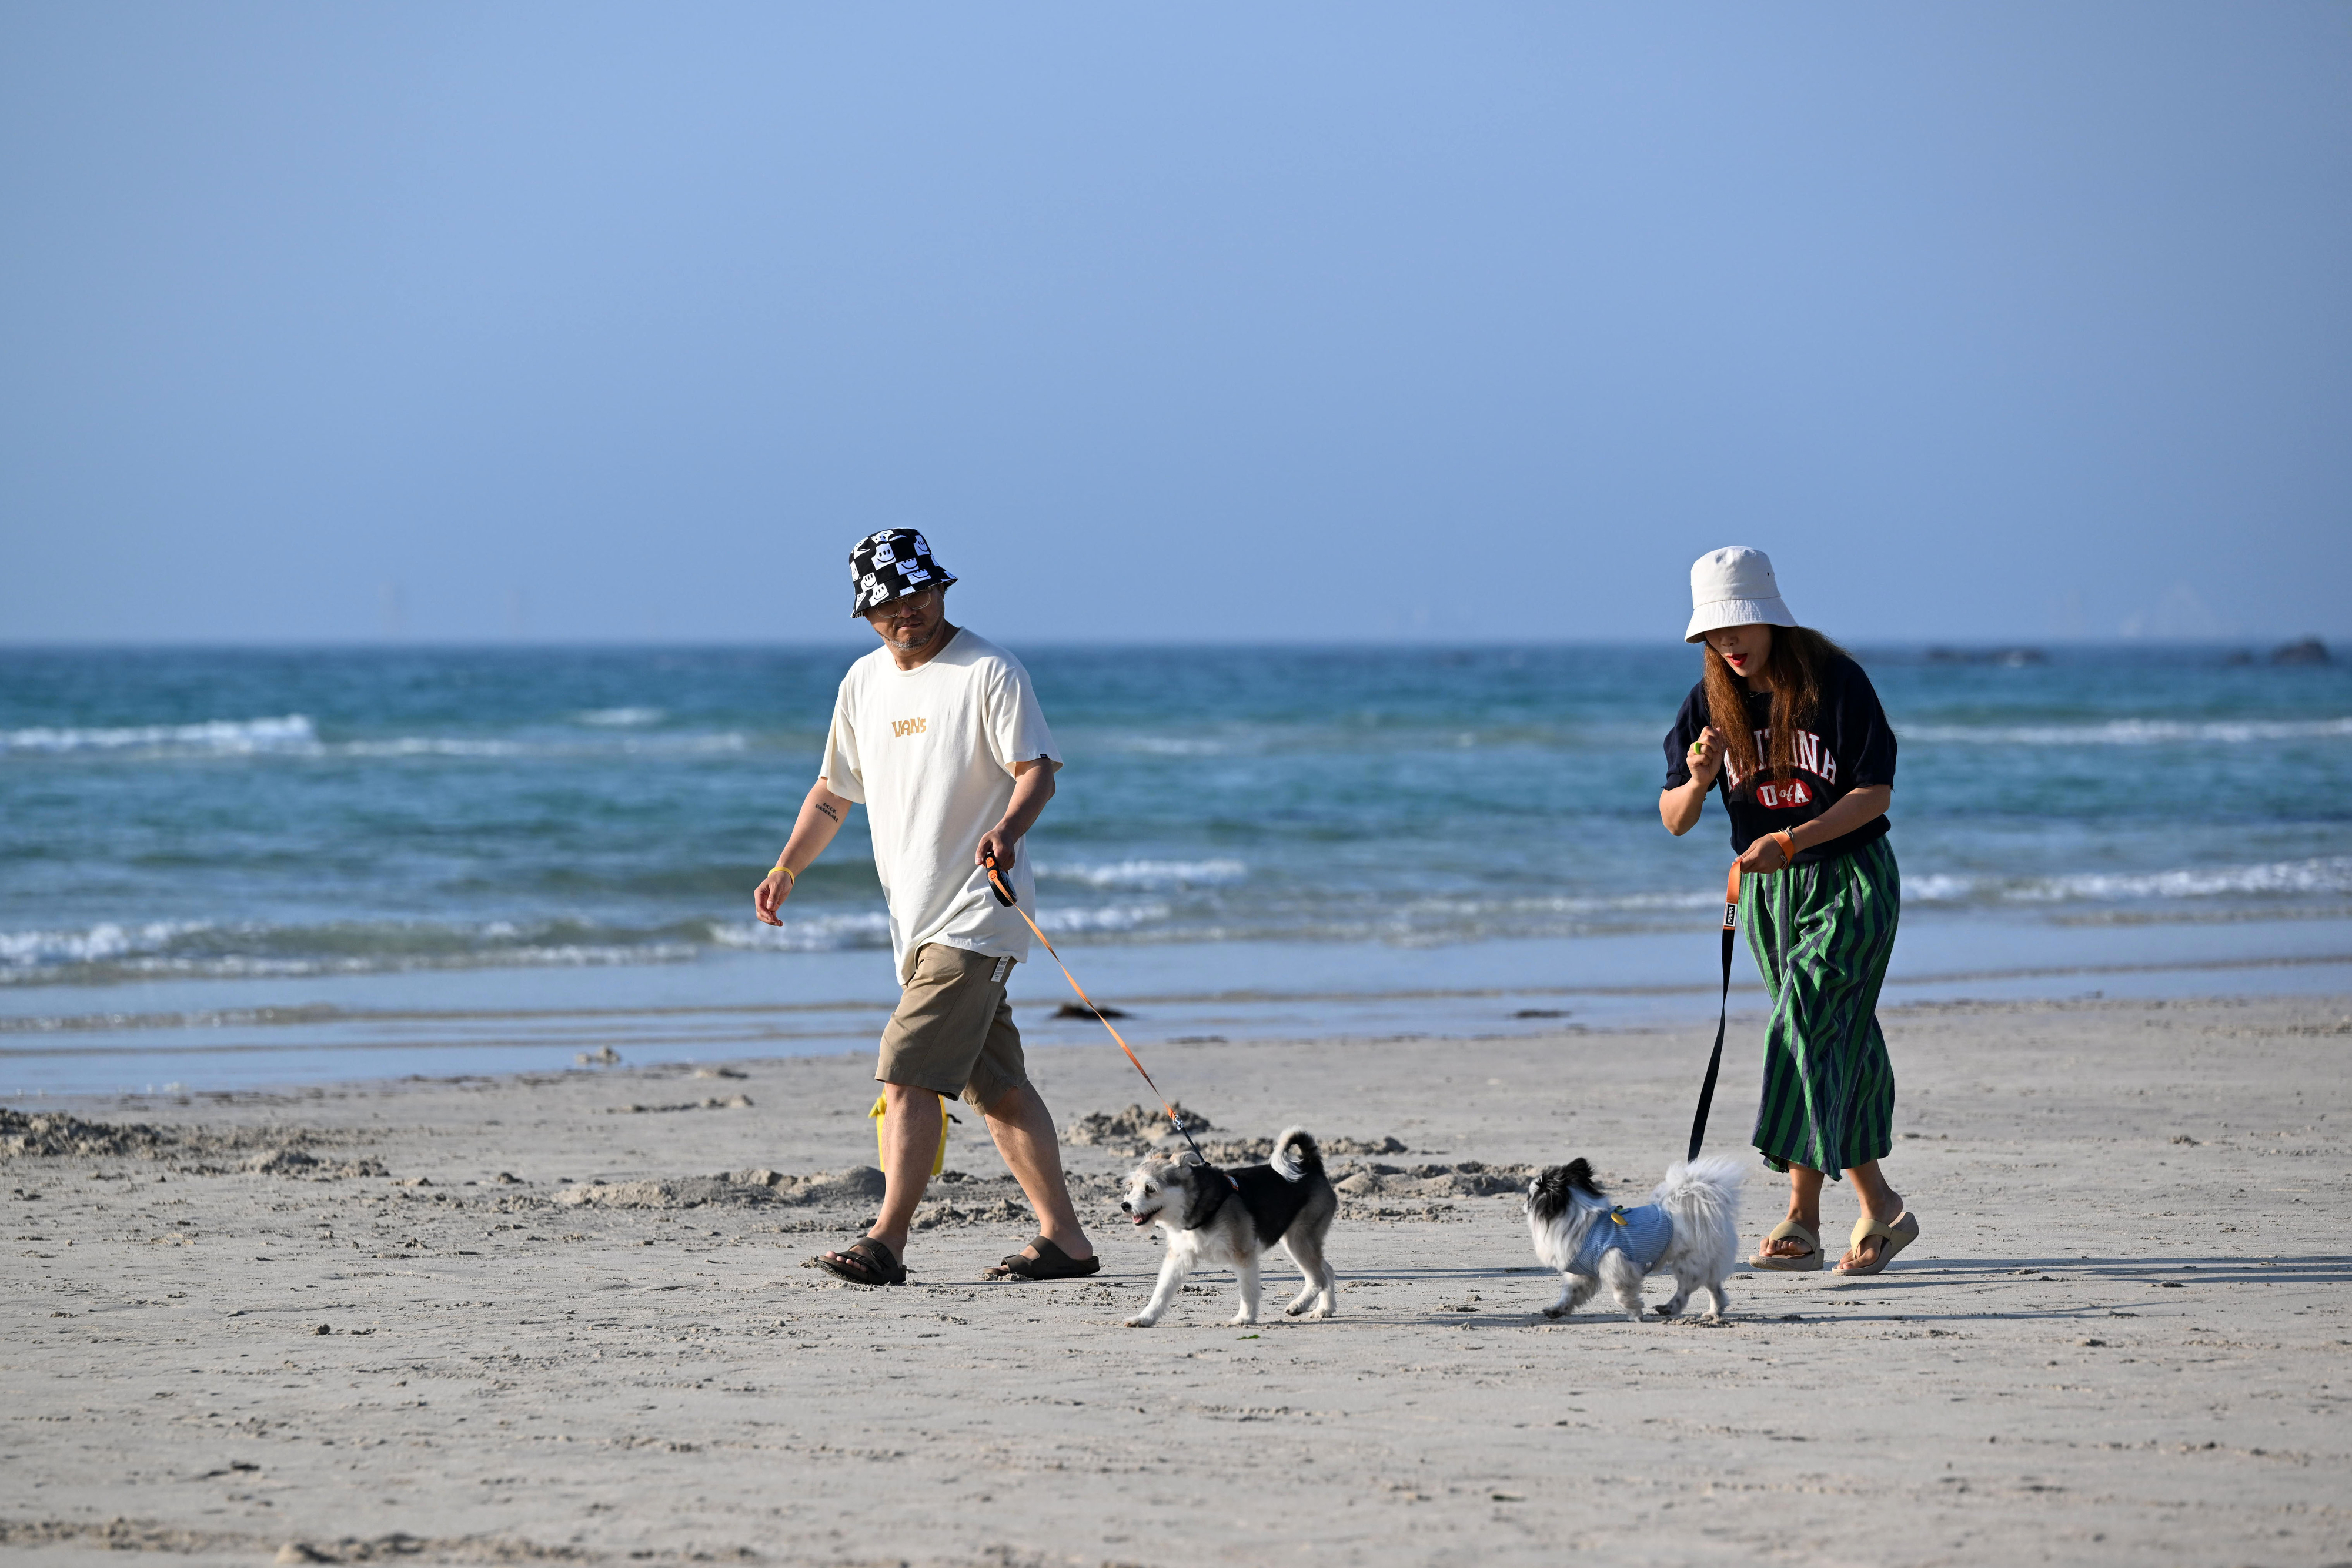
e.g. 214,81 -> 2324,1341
1568,1203 -> 1673,1277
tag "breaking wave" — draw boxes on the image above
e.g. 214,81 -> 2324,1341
1037,901 -> 1173,934
706,900 -> 1178,951
0,714 -> 746,761
1907,856 -> 2352,904
3,850 -> 2342,989
1906,717 -> 2352,746
0,920 -> 219,969
337,733 -> 745,758
709,911 -> 893,954
0,715 -> 319,756
0,917 -> 704,985
1039,858 -> 1249,890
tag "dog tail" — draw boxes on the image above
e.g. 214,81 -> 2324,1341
1270,1126 -> 1323,1182
1652,1154 -> 1744,1241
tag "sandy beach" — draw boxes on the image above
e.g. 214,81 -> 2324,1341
4,993 -> 2347,1566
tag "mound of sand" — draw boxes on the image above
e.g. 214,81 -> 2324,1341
1333,1159 -> 1531,1199
3,1109 -> 386,1168
912,1196 -> 1031,1230
552,1166 -> 886,1210
1062,1102 -> 1214,1152
242,1149 -> 392,1180
1064,1107 -> 1416,1165
2,1109 -> 178,1159
1187,1132 -> 1413,1164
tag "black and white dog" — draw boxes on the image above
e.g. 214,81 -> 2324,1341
1118,1126 -> 1338,1328
1523,1155 -> 1743,1323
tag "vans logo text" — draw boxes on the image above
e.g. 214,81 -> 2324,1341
891,717 -> 927,738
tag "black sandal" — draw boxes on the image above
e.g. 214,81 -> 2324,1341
983,1235 -> 1100,1281
812,1236 -> 906,1286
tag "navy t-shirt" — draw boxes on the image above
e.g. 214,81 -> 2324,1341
1662,654 -> 1897,865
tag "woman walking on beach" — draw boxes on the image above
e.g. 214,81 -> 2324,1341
1660,547 -> 1917,1274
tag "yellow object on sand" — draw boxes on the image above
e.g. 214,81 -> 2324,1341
870,1092 -> 953,1175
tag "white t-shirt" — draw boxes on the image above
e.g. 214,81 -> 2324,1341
819,628 -> 1062,984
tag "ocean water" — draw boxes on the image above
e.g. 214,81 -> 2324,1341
5,643 -> 2350,1092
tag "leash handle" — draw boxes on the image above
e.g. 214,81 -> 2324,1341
983,852 -> 1228,1180
983,846 -> 1017,905
1687,862 -> 1740,1163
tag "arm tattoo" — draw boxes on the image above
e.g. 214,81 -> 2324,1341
814,800 -> 840,823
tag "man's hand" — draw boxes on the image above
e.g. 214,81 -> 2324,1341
753,866 -> 794,926
756,780 -> 857,928
975,758 -> 1057,883
1685,725 -> 1729,787
976,828 -> 1017,878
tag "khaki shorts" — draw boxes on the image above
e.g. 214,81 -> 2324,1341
875,943 -> 1027,1109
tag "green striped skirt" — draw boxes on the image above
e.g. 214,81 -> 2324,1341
1743,834 -> 1900,1179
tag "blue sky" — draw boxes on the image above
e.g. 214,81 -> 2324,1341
2,4 -> 2347,645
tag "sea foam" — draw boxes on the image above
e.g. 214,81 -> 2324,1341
1905,857 -> 2352,904
1907,717 -> 2352,746
1040,858 -> 1249,890
0,715 -> 319,755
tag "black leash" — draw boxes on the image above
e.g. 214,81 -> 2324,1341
1686,862 -> 1742,1163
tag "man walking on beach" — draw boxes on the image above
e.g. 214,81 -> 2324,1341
754,530 -> 1097,1286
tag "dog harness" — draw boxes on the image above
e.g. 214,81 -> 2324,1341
1568,1202 -> 1674,1277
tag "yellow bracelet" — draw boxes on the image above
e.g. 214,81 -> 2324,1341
771,863 -> 797,885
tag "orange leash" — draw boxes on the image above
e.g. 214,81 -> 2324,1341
983,853 -> 1223,1174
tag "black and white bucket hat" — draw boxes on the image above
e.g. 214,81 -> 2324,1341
848,529 -> 958,617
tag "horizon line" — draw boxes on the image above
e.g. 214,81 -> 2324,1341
0,633 -> 2337,654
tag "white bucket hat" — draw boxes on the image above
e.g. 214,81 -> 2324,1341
1685,546 -> 1798,643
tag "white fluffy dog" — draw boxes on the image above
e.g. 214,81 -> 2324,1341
1523,1155 -> 1744,1322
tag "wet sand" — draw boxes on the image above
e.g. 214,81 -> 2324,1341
3,994 -> 2347,1566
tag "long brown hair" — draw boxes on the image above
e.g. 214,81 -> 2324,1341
1701,624 -> 1852,793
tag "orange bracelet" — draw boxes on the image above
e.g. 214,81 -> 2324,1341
1770,831 -> 1797,867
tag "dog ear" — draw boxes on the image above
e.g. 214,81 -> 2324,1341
1526,1164 -> 1568,1222
1563,1158 -> 1603,1198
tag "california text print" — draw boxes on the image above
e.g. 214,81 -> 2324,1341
1725,726 -> 1838,810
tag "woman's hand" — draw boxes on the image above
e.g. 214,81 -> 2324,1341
753,865 -> 795,926
1728,786 -> 1892,874
1685,726 -> 1729,787
1663,726 -> 1731,835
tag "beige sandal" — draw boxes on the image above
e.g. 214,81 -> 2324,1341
1835,1211 -> 1919,1276
1749,1219 -> 1824,1271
